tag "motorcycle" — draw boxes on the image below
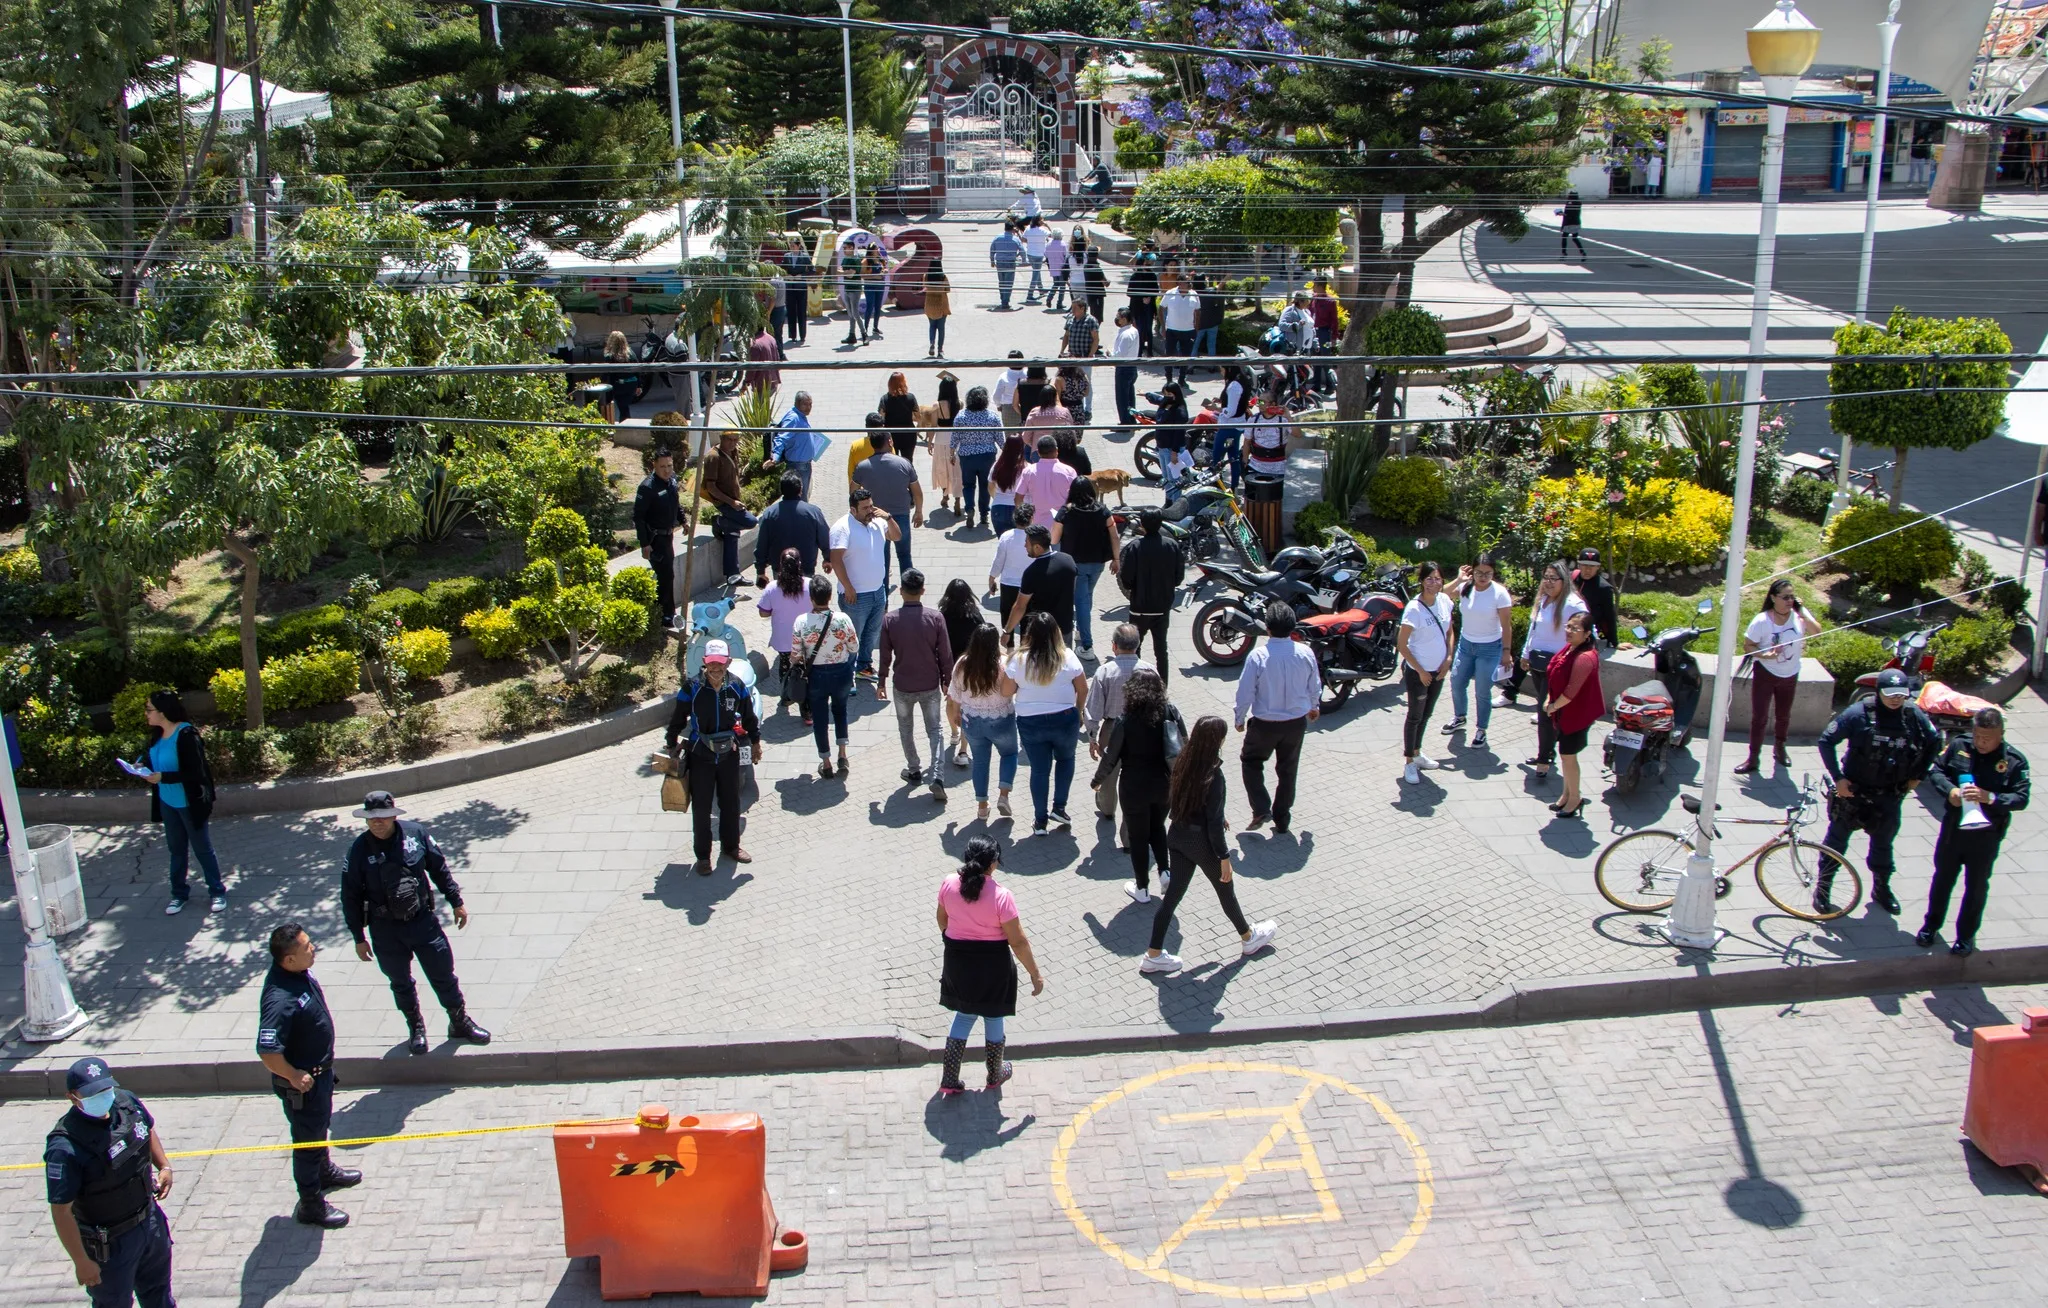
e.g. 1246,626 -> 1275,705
1604,598 -> 1713,794
1142,469 -> 1265,568
1849,621 -> 1979,738
1190,544 -> 1366,666
640,315 -> 696,412
1293,564 -> 1414,709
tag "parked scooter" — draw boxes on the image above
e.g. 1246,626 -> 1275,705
1848,620 -> 1979,737
1293,563 -> 1415,709
1604,598 -> 1712,794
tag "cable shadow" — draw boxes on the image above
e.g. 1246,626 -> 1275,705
1698,1006 -> 1804,1229
236,1214 -> 327,1308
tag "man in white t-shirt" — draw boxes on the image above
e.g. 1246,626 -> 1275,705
1022,217 -> 1050,304
1159,282 -> 1201,387
993,353 -> 1025,429
830,487 -> 902,677
1110,309 -> 1142,427
1443,556 -> 1514,748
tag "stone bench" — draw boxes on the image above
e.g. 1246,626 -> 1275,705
1597,648 -> 1836,738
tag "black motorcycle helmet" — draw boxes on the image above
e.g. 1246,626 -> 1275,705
1270,546 -> 1326,573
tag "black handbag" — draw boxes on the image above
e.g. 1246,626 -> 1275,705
784,622 -> 825,704
1162,709 -> 1186,763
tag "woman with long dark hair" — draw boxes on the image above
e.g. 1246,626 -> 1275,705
756,547 -> 813,720
947,626 -> 1019,821
791,574 -> 860,777
1001,611 -> 1088,834
935,837 -> 1044,1095
1544,612 -> 1606,819
1141,715 -> 1276,972
1518,558 -> 1585,780
989,437 -> 1029,536
1737,577 -> 1819,774
1092,668 -> 1183,904
1396,562 -> 1455,787
938,578 -> 986,764
136,691 -> 225,913
1050,477 -> 1119,657
930,369 -> 962,516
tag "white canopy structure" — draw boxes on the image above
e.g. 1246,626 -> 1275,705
124,60 -> 331,131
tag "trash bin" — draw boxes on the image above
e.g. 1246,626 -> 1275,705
1243,473 -> 1285,557
27,824 -> 88,936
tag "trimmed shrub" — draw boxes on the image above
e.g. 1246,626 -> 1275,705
1292,501 -> 1342,547
1366,457 -> 1449,527
1823,499 -> 1960,593
129,630 -> 200,689
368,587 -> 432,629
1986,576 -> 2031,621
210,668 -> 247,722
1958,548 -> 1996,594
195,627 -> 244,675
205,727 -> 274,781
463,607 -> 528,661
391,628 -> 452,680
58,635 -> 125,704
610,566 -> 660,620
1777,475 -> 1834,524
261,604 -> 349,657
424,576 -> 494,630
1930,614 -> 2014,683
264,647 -> 362,712
1808,629 -> 1887,692
112,682 -> 174,734
18,731 -> 123,789
1533,476 -> 1734,568
0,546 -> 40,583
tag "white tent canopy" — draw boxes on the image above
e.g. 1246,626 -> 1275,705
125,60 -> 331,131
1615,0 -> 1998,104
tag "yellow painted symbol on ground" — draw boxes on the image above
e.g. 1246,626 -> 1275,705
1050,1059 -> 1432,1302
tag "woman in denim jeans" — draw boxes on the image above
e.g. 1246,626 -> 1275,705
950,386 -> 1005,530
791,575 -> 860,778
1050,477 -> 1121,657
1001,613 -> 1089,834
1442,552 -> 1516,750
137,691 -> 226,914
947,627 -> 1019,822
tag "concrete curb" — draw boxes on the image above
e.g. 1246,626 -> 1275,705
22,696 -> 673,825
6,944 -> 2043,1099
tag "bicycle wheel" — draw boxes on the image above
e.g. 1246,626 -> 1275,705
1593,829 -> 1694,913
1755,837 -> 1862,921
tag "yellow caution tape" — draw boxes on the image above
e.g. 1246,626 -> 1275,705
0,1116 -> 635,1173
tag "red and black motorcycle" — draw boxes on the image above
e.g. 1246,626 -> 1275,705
1291,564 -> 1413,710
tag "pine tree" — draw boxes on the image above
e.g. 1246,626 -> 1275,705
719,0 -> 893,143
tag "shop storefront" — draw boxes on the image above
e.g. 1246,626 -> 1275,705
1701,97 -> 1860,192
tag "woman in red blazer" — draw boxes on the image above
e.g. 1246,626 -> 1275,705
1544,612 -> 1606,819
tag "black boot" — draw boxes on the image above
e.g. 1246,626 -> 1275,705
449,1011 -> 492,1044
295,1195 -> 349,1228
404,1007 -> 429,1056
984,1040 -> 1013,1091
1871,879 -> 1901,915
319,1164 -> 363,1191
939,1037 -> 967,1095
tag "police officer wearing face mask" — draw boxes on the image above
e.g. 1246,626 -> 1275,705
1814,668 -> 1941,915
341,791 -> 490,1056
1918,707 -> 2031,956
44,1059 -> 176,1307
257,922 -> 358,1228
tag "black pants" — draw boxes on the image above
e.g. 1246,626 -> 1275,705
1086,292 -> 1106,324
787,288 -> 807,342
1923,825 -> 2001,944
1130,613 -> 1171,685
273,1066 -> 335,1200
1240,715 -> 1306,827
1131,299 -> 1156,355
1402,667 -> 1444,757
1562,226 -> 1587,258
1122,789 -> 1171,888
688,745 -> 743,860
1818,789 -> 1905,897
1528,664 -> 1557,765
85,1202 -> 175,1308
368,915 -> 465,1023
1150,846 -> 1250,950
648,534 -> 676,624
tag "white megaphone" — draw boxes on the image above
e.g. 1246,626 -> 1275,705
1958,772 -> 1994,831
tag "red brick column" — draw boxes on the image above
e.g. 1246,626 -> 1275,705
1056,44 -> 1077,204
924,36 -> 947,213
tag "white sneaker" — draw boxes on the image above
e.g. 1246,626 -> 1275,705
209,895 -> 228,913
163,899 -> 186,916
1123,882 -> 1151,905
1415,754 -> 1441,771
1139,953 -> 1183,974
1402,762 -> 1420,785
1242,920 -> 1279,956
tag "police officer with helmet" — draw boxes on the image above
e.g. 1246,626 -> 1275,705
257,921 -> 358,1227
44,1058 -> 176,1306
341,791 -> 491,1055
1814,667 -> 1942,915
1917,707 -> 2031,956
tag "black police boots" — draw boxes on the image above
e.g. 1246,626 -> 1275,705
403,1006 -> 429,1056
449,1011 -> 492,1044
295,1196 -> 349,1228
320,1164 -> 362,1191
1872,881 -> 1902,915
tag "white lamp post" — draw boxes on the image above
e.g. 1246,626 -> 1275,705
659,0 -> 692,271
1663,0 -> 1821,951
1833,0 -> 1901,522
839,0 -> 861,229
1,725 -> 88,1042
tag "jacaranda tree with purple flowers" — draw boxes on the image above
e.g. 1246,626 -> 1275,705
1123,0 -> 1305,155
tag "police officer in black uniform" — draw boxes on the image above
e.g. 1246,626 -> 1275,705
664,639 -> 762,875
45,1058 -> 176,1306
341,790 -> 491,1055
255,922 -> 359,1227
1815,667 -> 1942,915
1918,707 -> 2031,956
635,447 -> 683,631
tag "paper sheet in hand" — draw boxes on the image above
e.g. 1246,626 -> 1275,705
117,757 -> 151,779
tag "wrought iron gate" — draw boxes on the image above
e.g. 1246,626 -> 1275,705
943,79 -> 1059,205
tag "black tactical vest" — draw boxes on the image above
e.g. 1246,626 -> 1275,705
51,1094 -> 153,1228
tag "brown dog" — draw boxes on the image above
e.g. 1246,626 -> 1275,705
1090,468 -> 1131,506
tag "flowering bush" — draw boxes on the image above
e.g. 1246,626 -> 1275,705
1532,476 -> 1732,568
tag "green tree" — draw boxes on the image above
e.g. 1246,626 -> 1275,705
720,0 -> 892,142
1829,308 -> 2013,509
508,508 -> 650,680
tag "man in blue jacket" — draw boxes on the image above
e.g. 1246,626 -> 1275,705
753,473 -> 831,589
762,391 -> 828,500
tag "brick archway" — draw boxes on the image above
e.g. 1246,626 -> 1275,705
921,31 -> 1078,213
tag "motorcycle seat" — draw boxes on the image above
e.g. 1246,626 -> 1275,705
1247,570 -> 1283,588
1679,795 -> 1723,815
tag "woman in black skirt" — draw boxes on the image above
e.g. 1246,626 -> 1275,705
935,837 -> 1045,1095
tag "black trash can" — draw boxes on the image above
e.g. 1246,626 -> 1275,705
1244,473 -> 1285,557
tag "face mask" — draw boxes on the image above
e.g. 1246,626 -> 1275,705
78,1090 -> 117,1118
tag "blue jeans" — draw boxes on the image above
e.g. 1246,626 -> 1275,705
888,511 -> 913,581
959,450 -> 996,521
963,712 -> 1019,800
1115,365 -> 1137,425
1073,560 -> 1106,649
1017,708 -> 1078,823
163,802 -> 225,900
928,316 -> 946,352
846,587 -> 886,672
1048,269 -> 1069,309
808,661 -> 854,754
949,1011 -> 1006,1042
1211,426 -> 1244,487
779,460 -> 813,500
1450,637 -> 1503,730
992,502 -> 1014,534
995,265 -> 1017,306
1194,325 -> 1219,365
1025,255 -> 1045,300
862,286 -> 883,332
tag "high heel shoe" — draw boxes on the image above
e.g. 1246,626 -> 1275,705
1553,799 -> 1588,819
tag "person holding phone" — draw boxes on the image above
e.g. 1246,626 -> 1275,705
134,691 -> 225,915
1736,579 -> 1820,774
1397,562 -> 1456,786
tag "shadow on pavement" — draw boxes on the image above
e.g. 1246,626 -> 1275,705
867,787 -> 951,829
1961,1139 -> 2044,1198
1234,830 -> 1312,879
923,1090 -> 1035,1161
236,1214 -> 326,1308
328,1084 -> 455,1146
1154,955 -> 1250,1034
642,863 -> 754,925
1698,1007 -> 1806,1229
1924,986 -> 2012,1048
1085,900 -> 1164,959
771,773 -> 846,817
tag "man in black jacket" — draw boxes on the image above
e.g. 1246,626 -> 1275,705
665,640 -> 763,874
1815,668 -> 1942,914
752,473 -> 831,588
635,447 -> 683,630
341,791 -> 490,1055
1120,509 -> 1186,684
1917,708 -> 2031,955
1571,547 -> 1619,648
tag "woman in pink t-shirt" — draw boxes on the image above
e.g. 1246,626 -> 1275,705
757,549 -> 814,718
935,837 -> 1045,1095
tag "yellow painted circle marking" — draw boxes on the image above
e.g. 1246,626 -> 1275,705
1049,1059 -> 1433,1302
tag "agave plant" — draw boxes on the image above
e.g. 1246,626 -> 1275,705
414,462 -> 470,543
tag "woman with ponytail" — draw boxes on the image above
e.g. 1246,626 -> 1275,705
934,836 -> 1044,1095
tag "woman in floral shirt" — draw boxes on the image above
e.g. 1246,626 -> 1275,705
791,574 -> 861,777
950,385 -> 1006,531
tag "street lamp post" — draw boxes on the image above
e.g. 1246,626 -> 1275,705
1833,0 -> 1901,522
839,0 -> 860,229
659,0 -> 706,641
659,0 -> 692,271
1663,0 -> 1821,952
1,724 -> 88,1043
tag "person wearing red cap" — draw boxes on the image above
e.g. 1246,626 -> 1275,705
666,638 -> 762,874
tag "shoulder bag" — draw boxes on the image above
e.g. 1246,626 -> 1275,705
1162,707 -> 1186,763
785,619 -> 825,706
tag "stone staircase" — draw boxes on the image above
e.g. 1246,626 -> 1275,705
1402,276 -> 1559,384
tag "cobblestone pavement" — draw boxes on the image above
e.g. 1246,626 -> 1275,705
2,221 -> 2043,1068
3,986 -> 2044,1305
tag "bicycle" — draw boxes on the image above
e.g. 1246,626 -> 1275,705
1593,775 -> 1865,922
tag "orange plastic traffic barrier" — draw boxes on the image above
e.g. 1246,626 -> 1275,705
1962,1007 -> 2048,1194
554,1104 -> 809,1299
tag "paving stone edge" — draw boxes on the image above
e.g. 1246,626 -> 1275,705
4,943 -> 2042,1099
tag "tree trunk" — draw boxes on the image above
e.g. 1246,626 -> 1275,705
241,0 -> 270,261
224,536 -> 265,728
131,0 -> 231,289
117,97 -> 136,289
1889,446 -> 1909,510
